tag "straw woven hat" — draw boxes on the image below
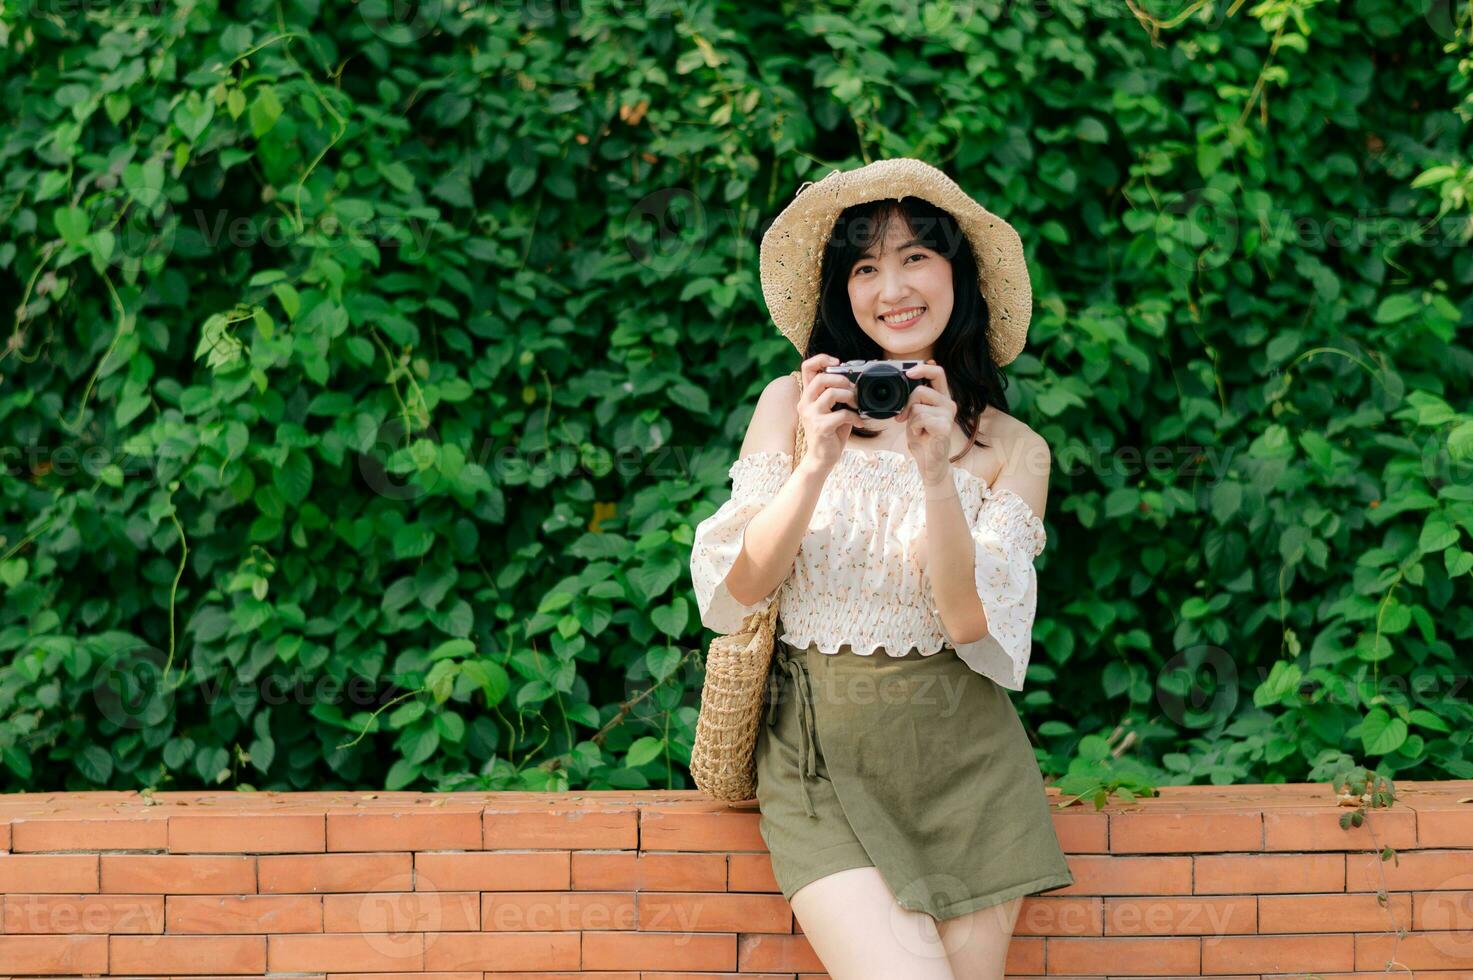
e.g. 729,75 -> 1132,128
759,158 -> 1033,366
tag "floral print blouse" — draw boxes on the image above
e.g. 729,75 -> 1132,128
689,446 -> 1047,692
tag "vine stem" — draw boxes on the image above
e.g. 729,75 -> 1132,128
1236,13 -> 1290,129
591,645 -> 701,746
161,499 -> 190,689
2,241 -> 60,367
62,268 -> 128,434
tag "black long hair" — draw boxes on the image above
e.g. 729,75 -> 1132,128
803,196 -> 1012,460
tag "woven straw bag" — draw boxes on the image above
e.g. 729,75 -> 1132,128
690,370 -> 808,803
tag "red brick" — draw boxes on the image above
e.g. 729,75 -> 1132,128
1049,855 -> 1193,895
324,890 -> 478,933
111,934 -> 267,974
1414,803 -> 1473,847
326,810 -> 481,851
1356,930 -> 1473,970
1347,848 -> 1473,892
581,930 -> 735,971
1258,892 -> 1411,933
101,853 -> 256,894
485,807 -> 637,849
3,893 -> 163,933
732,933 -> 823,973
267,932 -> 424,971
1263,805 -> 1418,851
414,851 -> 570,891
637,891 -> 791,933
0,934 -> 108,973
481,890 -> 634,931
329,974 -> 483,980
1013,895 -> 1102,936
1413,889 -> 1473,932
570,850 -> 725,891
169,812 -> 325,853
1045,936 -> 1201,975
258,852 -> 411,893
1110,809 -> 1262,853
9,815 -> 167,851
1202,932 -> 1354,973
726,853 -> 781,893
1052,808 -> 1109,852
420,931 -> 581,971
1194,852 -> 1345,893
167,894 -> 322,933
639,809 -> 765,852
0,854 -> 99,892
1103,896 -> 1255,935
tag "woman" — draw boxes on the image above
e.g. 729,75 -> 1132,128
689,159 -> 1073,979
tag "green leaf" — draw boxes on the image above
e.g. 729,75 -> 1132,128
626,736 -> 665,767
1359,708 -> 1407,756
1448,421 -> 1473,461
55,206 -> 89,245
0,558 -> 29,588
1408,708 -> 1450,733
249,86 -> 283,138
386,758 -> 421,790
647,645 -> 681,682
173,90 -> 215,143
1372,293 -> 1420,324
1418,516 -> 1459,553
1254,661 -> 1302,707
429,638 -> 476,660
76,745 -> 114,784
274,451 -> 313,508
507,166 -> 536,197
650,598 -> 688,636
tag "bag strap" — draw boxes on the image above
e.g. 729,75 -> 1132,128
787,370 -> 807,467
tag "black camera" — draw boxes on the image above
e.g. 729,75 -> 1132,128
822,359 -> 928,420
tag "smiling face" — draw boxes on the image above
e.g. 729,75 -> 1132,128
845,209 -> 954,362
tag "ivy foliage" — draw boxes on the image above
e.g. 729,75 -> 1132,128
0,0 -> 1470,793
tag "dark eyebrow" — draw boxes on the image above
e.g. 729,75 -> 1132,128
857,238 -> 926,261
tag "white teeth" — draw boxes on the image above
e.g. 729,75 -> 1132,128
880,309 -> 923,324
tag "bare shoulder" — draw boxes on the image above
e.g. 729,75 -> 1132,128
961,408 -> 1050,518
737,372 -> 802,458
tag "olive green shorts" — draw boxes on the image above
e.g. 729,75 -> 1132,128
754,638 -> 1075,921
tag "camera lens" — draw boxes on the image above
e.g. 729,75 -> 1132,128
857,363 -> 908,417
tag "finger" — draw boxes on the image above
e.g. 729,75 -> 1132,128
819,385 -> 858,413
905,383 -> 948,410
904,361 -> 951,400
826,407 -> 862,430
807,364 -> 853,402
800,354 -> 834,396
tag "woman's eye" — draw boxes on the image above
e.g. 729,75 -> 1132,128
854,254 -> 924,275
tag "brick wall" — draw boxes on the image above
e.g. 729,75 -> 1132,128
0,782 -> 1469,978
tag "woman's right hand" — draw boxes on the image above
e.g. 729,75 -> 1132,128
796,354 -> 862,474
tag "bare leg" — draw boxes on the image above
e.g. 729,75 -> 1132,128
936,895 -> 1023,980
788,866 -> 956,980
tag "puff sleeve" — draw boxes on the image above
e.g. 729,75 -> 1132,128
944,484 -> 1047,692
689,450 -> 794,634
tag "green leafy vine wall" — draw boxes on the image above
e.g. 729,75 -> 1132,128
0,0 -> 1470,795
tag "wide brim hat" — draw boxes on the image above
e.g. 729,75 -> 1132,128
759,157 -> 1032,366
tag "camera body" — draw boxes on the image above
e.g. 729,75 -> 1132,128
822,358 -> 928,420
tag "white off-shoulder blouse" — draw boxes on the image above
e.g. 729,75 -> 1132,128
689,446 -> 1047,692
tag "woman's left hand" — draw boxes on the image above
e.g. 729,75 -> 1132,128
898,360 -> 956,489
